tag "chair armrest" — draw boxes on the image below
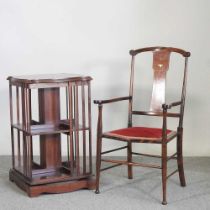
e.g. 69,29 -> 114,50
94,96 -> 132,105
162,101 -> 182,110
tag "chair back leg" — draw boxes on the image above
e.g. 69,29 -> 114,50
177,127 -> 186,186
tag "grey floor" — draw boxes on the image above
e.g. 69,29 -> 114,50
0,156 -> 210,210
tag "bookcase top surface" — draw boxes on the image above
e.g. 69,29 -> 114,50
7,73 -> 92,84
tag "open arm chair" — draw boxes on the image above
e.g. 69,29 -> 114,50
94,46 -> 190,205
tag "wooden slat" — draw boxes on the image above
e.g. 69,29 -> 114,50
9,84 -> 15,168
81,84 -> 86,174
16,87 -> 21,166
17,130 -> 21,167
16,86 -> 20,124
26,87 -> 32,179
29,88 -> 33,167
11,127 -> 15,168
68,83 -> 74,174
74,84 -> 80,175
101,146 -> 127,155
132,152 -> 162,158
167,152 -> 177,161
25,87 -> 30,132
167,169 -> 178,179
23,134 -> 27,177
101,159 -> 162,169
9,84 -> 13,124
21,86 -> 26,131
66,87 -> 70,167
88,82 -> 92,173
132,152 -> 177,161
100,163 -> 123,172
26,136 -> 32,179
132,111 -> 180,118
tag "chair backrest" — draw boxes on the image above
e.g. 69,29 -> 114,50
128,47 -> 190,128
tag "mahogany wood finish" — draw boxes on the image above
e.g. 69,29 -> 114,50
94,47 -> 190,204
150,49 -> 170,111
39,88 -> 61,169
8,73 -> 95,196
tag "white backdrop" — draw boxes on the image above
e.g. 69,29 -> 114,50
0,0 -> 210,156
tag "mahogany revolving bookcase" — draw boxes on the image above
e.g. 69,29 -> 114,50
7,73 -> 95,197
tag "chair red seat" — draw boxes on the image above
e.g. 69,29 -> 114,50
103,127 -> 177,142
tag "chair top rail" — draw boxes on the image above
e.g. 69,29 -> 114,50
129,46 -> 190,57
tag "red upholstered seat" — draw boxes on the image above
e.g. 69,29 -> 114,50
103,127 -> 177,142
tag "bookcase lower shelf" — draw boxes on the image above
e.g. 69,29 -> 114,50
9,169 -> 96,197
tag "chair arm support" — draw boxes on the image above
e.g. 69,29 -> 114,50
94,96 -> 132,105
162,101 -> 182,110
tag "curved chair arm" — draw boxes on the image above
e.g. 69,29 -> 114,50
94,96 -> 132,139
162,101 -> 182,110
94,96 -> 132,105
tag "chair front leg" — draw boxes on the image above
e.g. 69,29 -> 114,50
95,135 -> 102,194
177,127 -> 186,187
127,142 -> 133,179
95,104 -> 103,194
161,142 -> 167,205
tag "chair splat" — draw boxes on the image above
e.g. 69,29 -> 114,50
150,49 -> 171,111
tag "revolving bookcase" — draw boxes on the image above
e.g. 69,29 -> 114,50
7,73 -> 95,196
